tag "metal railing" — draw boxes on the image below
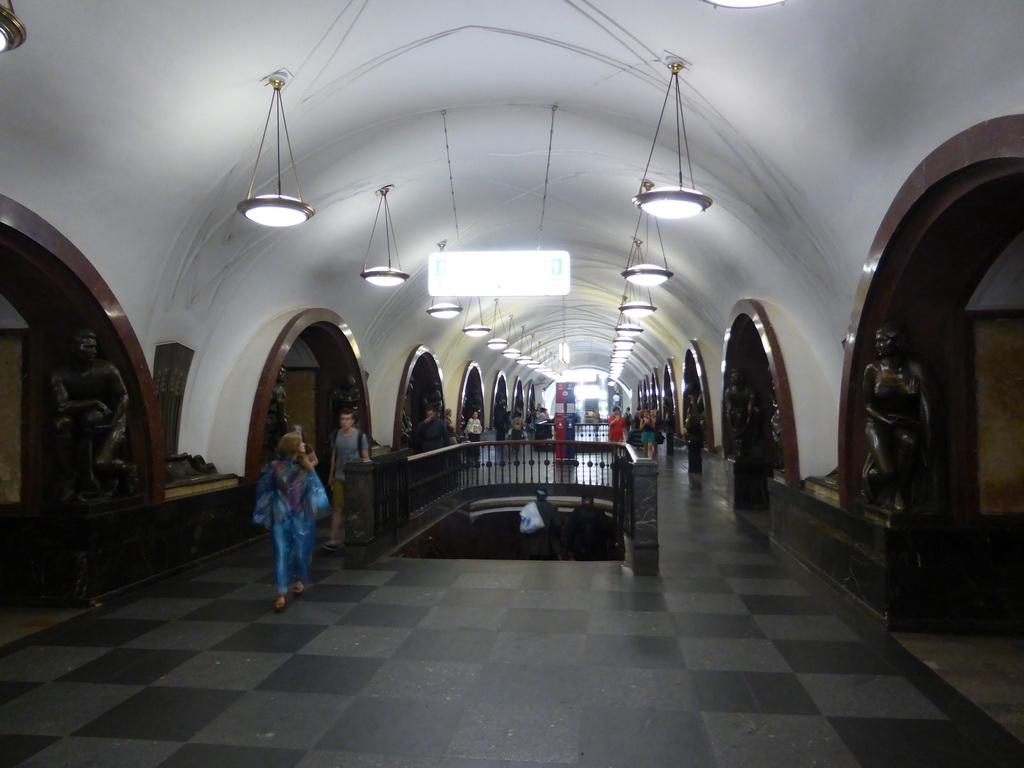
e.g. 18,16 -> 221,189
357,439 -> 638,542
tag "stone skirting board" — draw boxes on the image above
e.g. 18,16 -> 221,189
0,484 -> 263,605
768,478 -> 1024,632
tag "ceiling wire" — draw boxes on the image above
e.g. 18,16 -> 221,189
441,110 -> 462,249
537,105 -> 558,249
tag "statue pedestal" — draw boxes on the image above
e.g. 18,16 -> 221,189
686,444 -> 703,473
725,458 -> 771,509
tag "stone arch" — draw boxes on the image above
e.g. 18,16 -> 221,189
244,309 -> 365,482
0,195 -> 163,507
394,346 -> 444,449
726,301 -> 800,486
839,115 -> 1024,511
458,361 -> 485,431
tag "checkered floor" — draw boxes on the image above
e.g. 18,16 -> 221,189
2,457 -> 1023,767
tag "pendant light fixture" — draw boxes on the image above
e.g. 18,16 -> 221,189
426,241 -> 464,318
504,324 -> 524,359
632,58 -> 712,219
618,281 -> 657,318
237,71 -> 315,227
486,301 -> 508,349
622,212 -> 674,286
462,297 -> 491,337
360,185 -> 410,287
615,314 -> 644,336
0,2 -> 25,52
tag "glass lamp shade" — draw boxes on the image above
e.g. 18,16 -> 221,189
619,300 -> 657,318
463,323 -> 491,337
527,361 -> 543,369
486,337 -> 508,350
237,194 -> 315,227
611,353 -> 630,362
0,5 -> 26,51
622,263 -> 673,286
502,347 -> 521,359
632,187 -> 712,219
516,355 -> 532,364
614,321 -> 644,336
426,302 -> 463,319
613,341 -> 636,352
360,266 -> 410,287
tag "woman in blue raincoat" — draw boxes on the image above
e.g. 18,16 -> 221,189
253,431 -> 329,612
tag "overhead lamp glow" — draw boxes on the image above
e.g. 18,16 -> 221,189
360,266 -> 409,287
0,3 -> 26,52
426,301 -> 463,319
619,300 -> 657,318
631,58 -> 713,219
701,0 -> 787,7
632,186 -> 711,219
622,263 -> 674,286
237,72 -> 315,227
238,195 -> 314,227
486,337 -> 508,350
502,347 -> 521,359
516,355 -> 532,365
615,320 -> 643,336
463,297 -> 492,337
360,185 -> 408,287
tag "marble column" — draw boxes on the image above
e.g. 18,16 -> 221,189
625,457 -> 659,575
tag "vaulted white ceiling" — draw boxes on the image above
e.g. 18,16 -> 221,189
2,1 -> 1023,464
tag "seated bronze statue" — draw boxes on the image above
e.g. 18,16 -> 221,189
862,323 -> 940,512
51,329 -> 138,502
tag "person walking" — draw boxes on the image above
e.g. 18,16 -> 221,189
253,431 -> 330,612
519,487 -> 563,561
322,409 -> 370,553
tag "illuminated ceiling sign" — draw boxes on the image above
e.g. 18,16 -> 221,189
428,250 -> 570,297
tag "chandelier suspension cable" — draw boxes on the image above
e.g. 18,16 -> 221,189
442,110 -> 462,248
635,70 -> 675,197
673,66 -> 696,192
537,105 -> 558,249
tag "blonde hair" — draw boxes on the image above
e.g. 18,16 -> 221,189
277,431 -> 313,472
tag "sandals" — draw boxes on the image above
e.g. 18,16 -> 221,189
274,595 -> 287,613
293,582 -> 305,596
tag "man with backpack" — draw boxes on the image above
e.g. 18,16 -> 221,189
321,408 -> 370,553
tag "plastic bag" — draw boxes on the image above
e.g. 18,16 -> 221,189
519,501 -> 545,534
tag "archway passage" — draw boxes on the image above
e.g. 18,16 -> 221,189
0,195 -> 163,509
723,314 -> 774,464
458,363 -> 485,435
491,372 -> 508,432
840,118 -> 1024,515
245,311 -> 365,483
395,347 -> 444,450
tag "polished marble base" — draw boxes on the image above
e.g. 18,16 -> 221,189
0,485 -> 263,606
768,479 -> 1024,632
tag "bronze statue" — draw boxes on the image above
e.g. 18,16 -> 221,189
862,323 -> 941,513
330,374 -> 362,425
724,367 -> 759,458
51,329 -> 138,501
265,367 -> 289,460
684,389 -> 704,449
